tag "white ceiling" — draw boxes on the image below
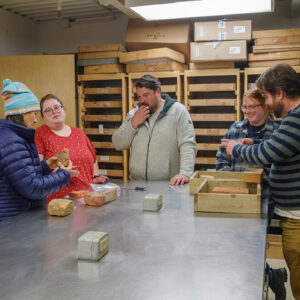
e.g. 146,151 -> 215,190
0,0 -> 138,22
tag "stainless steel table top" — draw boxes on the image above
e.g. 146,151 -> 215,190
0,181 -> 267,300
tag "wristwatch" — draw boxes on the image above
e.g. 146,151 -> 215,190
93,175 -> 100,179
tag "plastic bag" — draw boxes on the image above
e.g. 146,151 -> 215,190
90,182 -> 121,197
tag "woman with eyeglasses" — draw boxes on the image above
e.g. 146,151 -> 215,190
216,88 -> 279,171
35,94 -> 108,203
216,89 -> 287,299
0,80 -> 72,221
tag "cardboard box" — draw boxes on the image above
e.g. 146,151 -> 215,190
190,40 -> 247,62
194,20 -> 251,42
125,19 -> 191,62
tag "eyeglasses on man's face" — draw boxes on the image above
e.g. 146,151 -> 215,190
42,105 -> 63,116
241,104 -> 262,112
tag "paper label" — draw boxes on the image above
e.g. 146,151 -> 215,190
198,25 -> 205,37
100,156 -> 109,161
229,47 -> 241,54
218,20 -> 226,28
99,169 -> 108,175
98,124 -> 104,134
205,42 -> 219,49
234,26 -> 246,33
219,32 -> 226,40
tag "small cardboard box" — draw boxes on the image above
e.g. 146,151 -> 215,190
125,19 -> 191,62
190,40 -> 247,62
266,234 -> 284,259
193,179 -> 261,214
194,20 -> 252,42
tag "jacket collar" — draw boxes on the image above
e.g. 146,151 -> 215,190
0,119 -> 35,142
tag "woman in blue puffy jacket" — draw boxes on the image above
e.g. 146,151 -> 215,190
0,79 -> 72,221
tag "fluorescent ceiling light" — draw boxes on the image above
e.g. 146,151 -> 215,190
126,0 -> 274,21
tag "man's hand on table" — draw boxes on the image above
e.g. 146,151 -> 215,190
169,174 -> 189,186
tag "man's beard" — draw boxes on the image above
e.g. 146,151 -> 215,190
272,101 -> 284,118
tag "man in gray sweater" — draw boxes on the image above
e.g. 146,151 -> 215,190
112,74 -> 197,185
220,64 -> 300,300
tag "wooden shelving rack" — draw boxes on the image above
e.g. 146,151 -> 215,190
128,71 -> 182,110
78,73 -> 128,180
184,69 -> 241,170
244,66 -> 300,92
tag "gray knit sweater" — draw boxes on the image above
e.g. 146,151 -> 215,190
112,94 -> 197,180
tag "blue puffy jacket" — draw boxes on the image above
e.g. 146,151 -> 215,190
0,119 -> 70,221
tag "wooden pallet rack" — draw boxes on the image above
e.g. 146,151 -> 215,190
244,66 -> 300,92
184,69 -> 241,170
128,71 -> 182,110
78,73 -> 128,180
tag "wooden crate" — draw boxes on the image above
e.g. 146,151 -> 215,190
266,234 -> 284,260
190,170 -> 244,194
119,48 -> 185,64
128,71 -> 183,110
78,73 -> 128,180
184,69 -> 241,171
193,178 -> 261,214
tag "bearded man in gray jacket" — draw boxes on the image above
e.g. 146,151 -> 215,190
112,74 -> 197,186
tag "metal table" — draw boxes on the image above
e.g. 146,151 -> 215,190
0,181 -> 268,300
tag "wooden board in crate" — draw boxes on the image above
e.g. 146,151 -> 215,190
193,178 -> 261,214
190,170 -> 244,194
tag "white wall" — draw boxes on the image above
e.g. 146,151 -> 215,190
0,0 -> 299,56
0,9 -> 39,55
39,14 -> 128,54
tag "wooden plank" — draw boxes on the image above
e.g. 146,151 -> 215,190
96,155 -> 123,163
195,157 -> 217,164
99,169 -> 124,177
188,83 -> 236,92
253,28 -> 300,39
191,113 -> 236,121
194,128 -> 227,136
84,64 -> 125,74
255,36 -> 300,46
189,61 -> 235,70
78,44 -> 126,53
126,61 -> 186,73
92,142 -> 114,148
78,73 -> 125,81
84,101 -> 122,108
197,143 -> 219,151
249,59 -> 300,68
253,44 -> 300,53
189,99 -> 236,106
84,87 -> 122,94
78,51 -> 123,60
119,48 -> 185,64
212,186 -> 249,194
249,51 -> 300,61
84,128 -> 117,135
132,84 -> 177,94
83,115 -> 122,122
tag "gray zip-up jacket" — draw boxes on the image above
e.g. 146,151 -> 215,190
112,94 -> 197,180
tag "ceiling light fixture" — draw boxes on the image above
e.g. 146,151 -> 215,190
125,0 -> 274,21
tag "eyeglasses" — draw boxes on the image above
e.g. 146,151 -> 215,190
42,105 -> 63,116
241,104 -> 262,112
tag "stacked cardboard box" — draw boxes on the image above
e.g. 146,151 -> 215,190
190,20 -> 251,69
249,28 -> 300,68
124,19 -> 189,72
77,44 -> 126,74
